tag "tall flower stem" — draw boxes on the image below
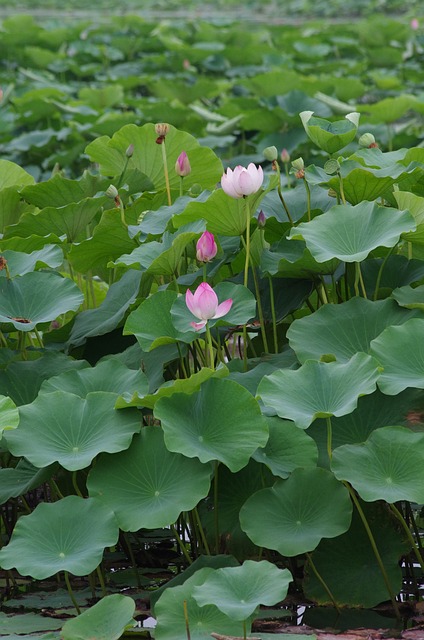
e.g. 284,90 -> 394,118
193,507 -> 211,555
241,236 -> 269,354
242,197 -> 252,370
389,502 -> 424,576
326,417 -> 333,463
373,245 -> 396,301
214,461 -> 220,554
337,171 -> 346,205
171,523 -> 192,565
183,600 -> 191,640
268,275 -> 278,353
205,324 -> 215,370
161,141 -> 172,206
64,571 -> 81,614
304,178 -> 311,221
346,484 -> 401,618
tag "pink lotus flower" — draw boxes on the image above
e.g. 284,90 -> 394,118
221,163 -> 264,199
186,283 -> 233,331
175,151 -> 191,177
196,231 -> 217,262
411,18 -> 419,30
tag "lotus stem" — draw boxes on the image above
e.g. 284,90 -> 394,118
214,461 -> 220,553
183,599 -> 191,640
305,551 -> 341,614
390,502 -> 424,578
326,417 -> 333,463
193,506 -> 211,555
161,140 -> 172,206
64,571 -> 81,615
337,171 -> 346,205
345,484 -> 401,618
373,245 -> 396,301
243,620 -> 247,640
96,564 -> 107,597
205,323 -> 215,370
267,275 -> 278,353
123,531 -> 142,588
171,523 -> 192,565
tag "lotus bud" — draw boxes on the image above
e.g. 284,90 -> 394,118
155,122 -> 170,144
411,18 -> 419,30
257,210 -> 266,229
328,188 -> 338,198
291,157 -> 304,171
126,143 -> 134,158
263,146 -> 278,162
280,148 -> 290,164
358,133 -> 378,148
196,231 -> 217,262
106,184 -> 119,199
175,151 -> 191,177
324,159 -> 340,175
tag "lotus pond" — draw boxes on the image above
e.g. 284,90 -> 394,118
1,5 -> 424,640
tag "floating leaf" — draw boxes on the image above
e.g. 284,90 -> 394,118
87,427 -> 212,531
5,391 -> 141,471
0,496 -> 119,579
155,378 -> 269,472
332,426 -> 424,503
240,468 -> 352,556
257,353 -> 380,429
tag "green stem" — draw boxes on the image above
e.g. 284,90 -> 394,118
64,571 -> 81,614
123,532 -> 142,588
304,178 -> 311,221
306,552 -> 341,614
96,564 -> 107,597
214,461 -> 220,553
179,176 -> 184,198
243,619 -> 247,640
326,416 -> 333,463
177,342 -> 189,378
161,140 -> 172,206
390,503 -> 424,577
268,275 -> 278,354
337,171 -> 346,205
354,262 -> 361,297
205,323 -> 215,370
373,246 -> 396,301
357,263 -> 367,298
193,507 -> 211,555
72,471 -> 83,498
243,198 -> 251,289
118,199 -> 128,228
171,523 -> 192,565
346,485 -> 401,618
183,599 -> 191,640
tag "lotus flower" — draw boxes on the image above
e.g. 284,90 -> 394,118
175,151 -> 191,177
221,163 -> 264,199
196,232 -> 217,262
186,283 -> 233,331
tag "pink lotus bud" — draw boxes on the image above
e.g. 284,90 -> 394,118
257,210 -> 266,229
185,282 -> 233,331
196,231 -> 217,262
175,151 -> 191,177
411,18 -> 419,30
280,148 -> 290,163
221,163 -> 264,199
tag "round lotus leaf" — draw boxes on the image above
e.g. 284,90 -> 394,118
239,467 -> 352,556
155,378 -> 269,472
5,391 -> 141,471
287,297 -> 417,364
253,417 -> 318,478
257,353 -> 380,429
61,594 -> 135,640
331,426 -> 424,503
39,358 -> 148,399
300,111 -> 359,154
0,496 -> 119,579
288,201 -> 415,263
155,567 -> 244,640
370,318 -> 424,394
193,561 -> 292,621
87,426 -> 212,531
0,271 -> 84,331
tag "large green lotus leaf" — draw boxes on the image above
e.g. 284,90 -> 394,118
155,378 -> 269,472
392,284 -> 424,311
61,594 -> 135,640
300,111 -> 359,154
116,366 -> 228,410
40,358 -> 147,398
240,468 -> 352,556
0,159 -> 35,189
155,568 -> 243,640
357,94 -> 424,124
125,289 -> 197,350
361,256 -> 424,297
199,460 -> 273,559
0,272 -> 84,332
4,197 -> 106,244
0,186 -> 35,234
87,427 -> 211,531
0,496 -> 119,579
394,190 -> 424,227
0,395 -> 19,435
304,502 -> 407,607
193,561 -> 292,621
173,175 -> 278,236
0,246 -> 63,277
288,202 -> 415,263
0,353 -> 89,406
67,270 -> 142,348
5,391 -> 141,471
68,210 -> 138,275
332,426 -> 424,503
253,417 -> 318,478
260,237 -> 339,278
309,388 -> 424,468
0,233 -> 63,254
21,171 -> 111,209
85,123 -> 223,191
171,282 -> 256,334
370,318 -> 424,394
287,297 -> 418,363
257,353 -> 380,429
0,459 -> 56,505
